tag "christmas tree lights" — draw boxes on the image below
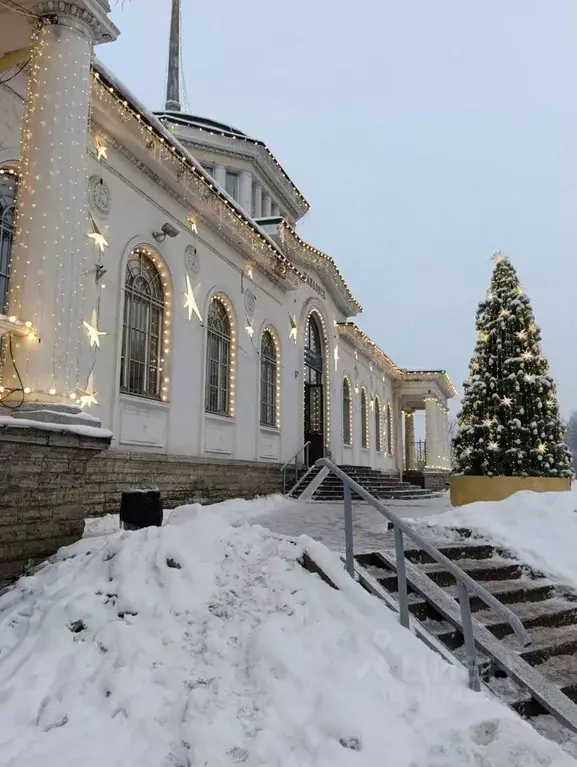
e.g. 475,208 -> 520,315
453,253 -> 572,478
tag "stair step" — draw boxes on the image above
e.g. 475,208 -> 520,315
443,579 -> 555,610
419,558 -> 523,586
478,598 -> 577,639
506,625 -> 577,667
404,543 -> 497,564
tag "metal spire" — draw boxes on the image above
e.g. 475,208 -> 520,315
165,0 -> 181,111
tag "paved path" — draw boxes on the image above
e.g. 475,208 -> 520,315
251,495 -> 451,554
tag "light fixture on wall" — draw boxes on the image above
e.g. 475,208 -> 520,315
153,222 -> 180,242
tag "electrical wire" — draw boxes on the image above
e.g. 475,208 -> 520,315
0,334 -> 25,410
0,58 -> 29,87
0,0 -> 41,19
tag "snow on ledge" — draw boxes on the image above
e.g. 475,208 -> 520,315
0,414 -> 113,441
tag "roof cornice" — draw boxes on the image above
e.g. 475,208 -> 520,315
278,223 -> 362,317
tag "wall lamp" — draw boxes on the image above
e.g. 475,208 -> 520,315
152,222 -> 180,242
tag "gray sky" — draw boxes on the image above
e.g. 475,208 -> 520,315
101,0 -> 577,416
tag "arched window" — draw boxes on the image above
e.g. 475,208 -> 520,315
260,329 -> 278,427
205,296 -> 232,415
0,171 -> 17,313
375,398 -> 382,452
361,388 -> 369,449
386,402 -> 393,454
342,377 -> 352,445
120,250 -> 165,399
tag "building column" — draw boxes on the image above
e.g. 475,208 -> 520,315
214,164 -> 227,188
239,171 -> 252,215
253,184 -> 263,217
404,409 -> 416,470
262,192 -> 272,217
424,397 -> 439,470
437,401 -> 451,470
6,7 -> 117,409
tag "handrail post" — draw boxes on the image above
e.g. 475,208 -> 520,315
394,527 -> 410,629
343,482 -> 354,577
457,581 -> 481,692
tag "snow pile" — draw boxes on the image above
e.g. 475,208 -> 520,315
422,489 -> 577,588
0,502 -> 574,766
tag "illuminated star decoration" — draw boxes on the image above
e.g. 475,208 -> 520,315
83,310 -> 106,348
184,275 -> 202,323
289,314 -> 297,344
483,418 -> 493,428
245,261 -> 254,280
502,396 -> 512,406
516,330 -> 527,341
492,251 -> 506,265
488,440 -> 499,451
95,137 -> 108,161
88,216 -> 108,252
245,317 -> 254,338
77,373 -> 99,409
187,214 -> 198,234
537,443 -> 547,454
521,351 -> 533,361
333,344 -> 339,371
499,308 -> 511,318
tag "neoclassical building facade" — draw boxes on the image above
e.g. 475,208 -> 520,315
0,0 -> 454,481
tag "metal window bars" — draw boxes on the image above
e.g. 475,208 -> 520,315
315,458 -> 531,692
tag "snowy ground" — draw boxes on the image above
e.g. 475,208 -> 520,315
85,494 -> 451,554
1,500 -> 575,766
420,488 -> 577,589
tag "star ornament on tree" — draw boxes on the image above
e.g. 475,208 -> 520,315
83,310 -> 106,348
492,251 -> 507,265
184,275 -> 202,323
488,440 -> 500,451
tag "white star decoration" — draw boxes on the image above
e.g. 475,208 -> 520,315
245,318 -> 254,338
88,217 -> 109,252
492,251 -> 506,265
78,373 -> 98,409
488,440 -> 499,451
289,314 -> 297,343
95,137 -> 107,161
187,214 -> 198,234
184,275 -> 202,323
246,261 -> 254,280
83,310 -> 106,348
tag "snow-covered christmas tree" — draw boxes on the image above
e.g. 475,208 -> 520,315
453,253 -> 573,478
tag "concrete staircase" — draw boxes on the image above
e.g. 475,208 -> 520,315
288,465 -> 441,501
356,533 -> 577,746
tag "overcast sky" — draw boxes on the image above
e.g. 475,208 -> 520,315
101,0 -> 577,416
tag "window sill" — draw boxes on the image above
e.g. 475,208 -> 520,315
120,393 -> 170,408
260,424 -> 280,434
205,411 -> 236,423
343,443 -> 353,448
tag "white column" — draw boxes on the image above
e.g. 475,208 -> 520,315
438,402 -> 451,469
214,164 -> 227,188
239,171 -> 252,215
262,193 -> 272,217
253,184 -> 263,217
424,397 -> 439,470
404,410 -> 416,470
6,7 -> 117,405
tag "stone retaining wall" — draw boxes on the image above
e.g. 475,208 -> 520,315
84,451 -> 284,516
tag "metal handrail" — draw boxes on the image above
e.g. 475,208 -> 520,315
282,441 -> 311,495
316,457 -> 531,691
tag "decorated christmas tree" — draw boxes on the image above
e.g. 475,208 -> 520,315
453,253 -> 573,478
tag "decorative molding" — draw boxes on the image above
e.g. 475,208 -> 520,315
91,120 -> 302,292
87,174 -> 111,216
185,244 -> 200,274
178,137 -> 304,222
34,1 -> 119,43
244,289 -> 256,317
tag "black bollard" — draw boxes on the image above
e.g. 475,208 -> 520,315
119,489 -> 163,530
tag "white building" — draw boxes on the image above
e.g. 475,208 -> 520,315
0,0 -> 454,494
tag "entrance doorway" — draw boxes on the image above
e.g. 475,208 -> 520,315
303,313 -> 325,463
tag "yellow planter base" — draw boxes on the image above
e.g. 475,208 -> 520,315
450,475 -> 571,507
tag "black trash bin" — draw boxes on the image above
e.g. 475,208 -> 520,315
119,489 -> 162,530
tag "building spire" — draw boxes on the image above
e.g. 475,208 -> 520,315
165,0 -> 181,111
